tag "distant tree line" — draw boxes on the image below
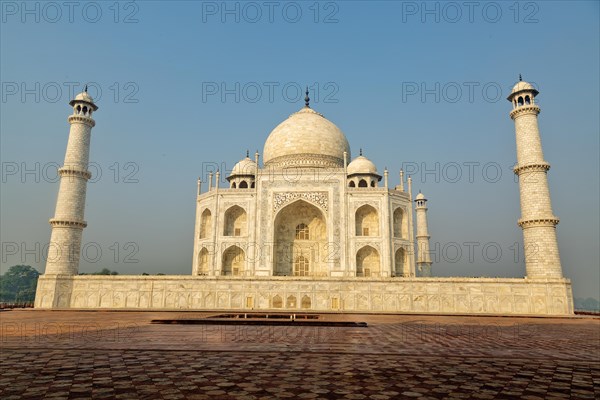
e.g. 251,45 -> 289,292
79,268 -> 119,275
0,265 -> 40,303
574,297 -> 600,312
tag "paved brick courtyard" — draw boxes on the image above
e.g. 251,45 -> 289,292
1,311 -> 598,399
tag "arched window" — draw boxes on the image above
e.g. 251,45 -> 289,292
231,182 -> 237,189
76,105 -> 81,114
272,295 -> 283,308
370,180 -> 376,187
199,209 -> 212,239
250,182 -> 255,188
358,179 -> 368,187
525,95 -> 531,105
355,205 -> 379,236
517,96 -> 524,106
239,180 -> 248,189
286,295 -> 297,308
198,248 -> 209,275
394,248 -> 405,277
294,256 -> 309,276
223,206 -> 247,236
301,295 -> 311,309
222,246 -> 245,276
393,208 -> 406,238
356,246 -> 380,277
295,223 -> 309,240
349,181 -> 356,187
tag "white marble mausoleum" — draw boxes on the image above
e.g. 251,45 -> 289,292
34,83 -> 574,315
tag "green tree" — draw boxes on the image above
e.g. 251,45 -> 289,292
0,265 -> 40,303
91,268 -> 119,275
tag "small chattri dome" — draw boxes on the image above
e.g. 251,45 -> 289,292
230,156 -> 256,177
347,155 -> 378,175
416,192 -> 426,200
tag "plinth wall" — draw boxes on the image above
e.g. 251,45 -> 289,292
35,275 -> 574,315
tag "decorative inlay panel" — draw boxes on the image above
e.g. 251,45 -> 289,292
265,154 -> 343,169
273,191 -> 329,212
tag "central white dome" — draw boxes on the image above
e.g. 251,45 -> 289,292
263,107 -> 350,168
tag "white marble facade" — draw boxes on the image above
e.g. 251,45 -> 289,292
192,105 -> 418,281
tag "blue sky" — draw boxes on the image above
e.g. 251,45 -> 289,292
1,1 -> 599,299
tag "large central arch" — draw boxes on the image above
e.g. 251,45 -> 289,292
273,199 -> 326,276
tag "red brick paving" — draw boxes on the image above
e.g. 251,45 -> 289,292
1,311 -> 599,399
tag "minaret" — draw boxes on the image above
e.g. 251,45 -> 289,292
508,77 -> 563,279
415,192 -> 432,277
45,88 -> 98,275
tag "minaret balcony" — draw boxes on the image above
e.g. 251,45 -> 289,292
67,114 -> 95,127
513,162 -> 550,175
509,104 -> 540,119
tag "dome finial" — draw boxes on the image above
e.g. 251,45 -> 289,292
304,86 -> 310,108
84,84 -> 88,92
246,149 -> 249,158
519,74 -> 522,82
359,148 -> 363,156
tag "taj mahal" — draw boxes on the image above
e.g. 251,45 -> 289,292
35,80 -> 574,315
193,90 -> 429,282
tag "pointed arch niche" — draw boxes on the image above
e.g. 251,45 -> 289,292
356,246 -> 380,277
355,204 -> 379,237
198,247 -> 210,275
273,200 -> 326,277
223,205 -> 247,237
394,248 -> 406,277
393,207 -> 408,238
222,245 -> 245,276
199,209 -> 212,239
